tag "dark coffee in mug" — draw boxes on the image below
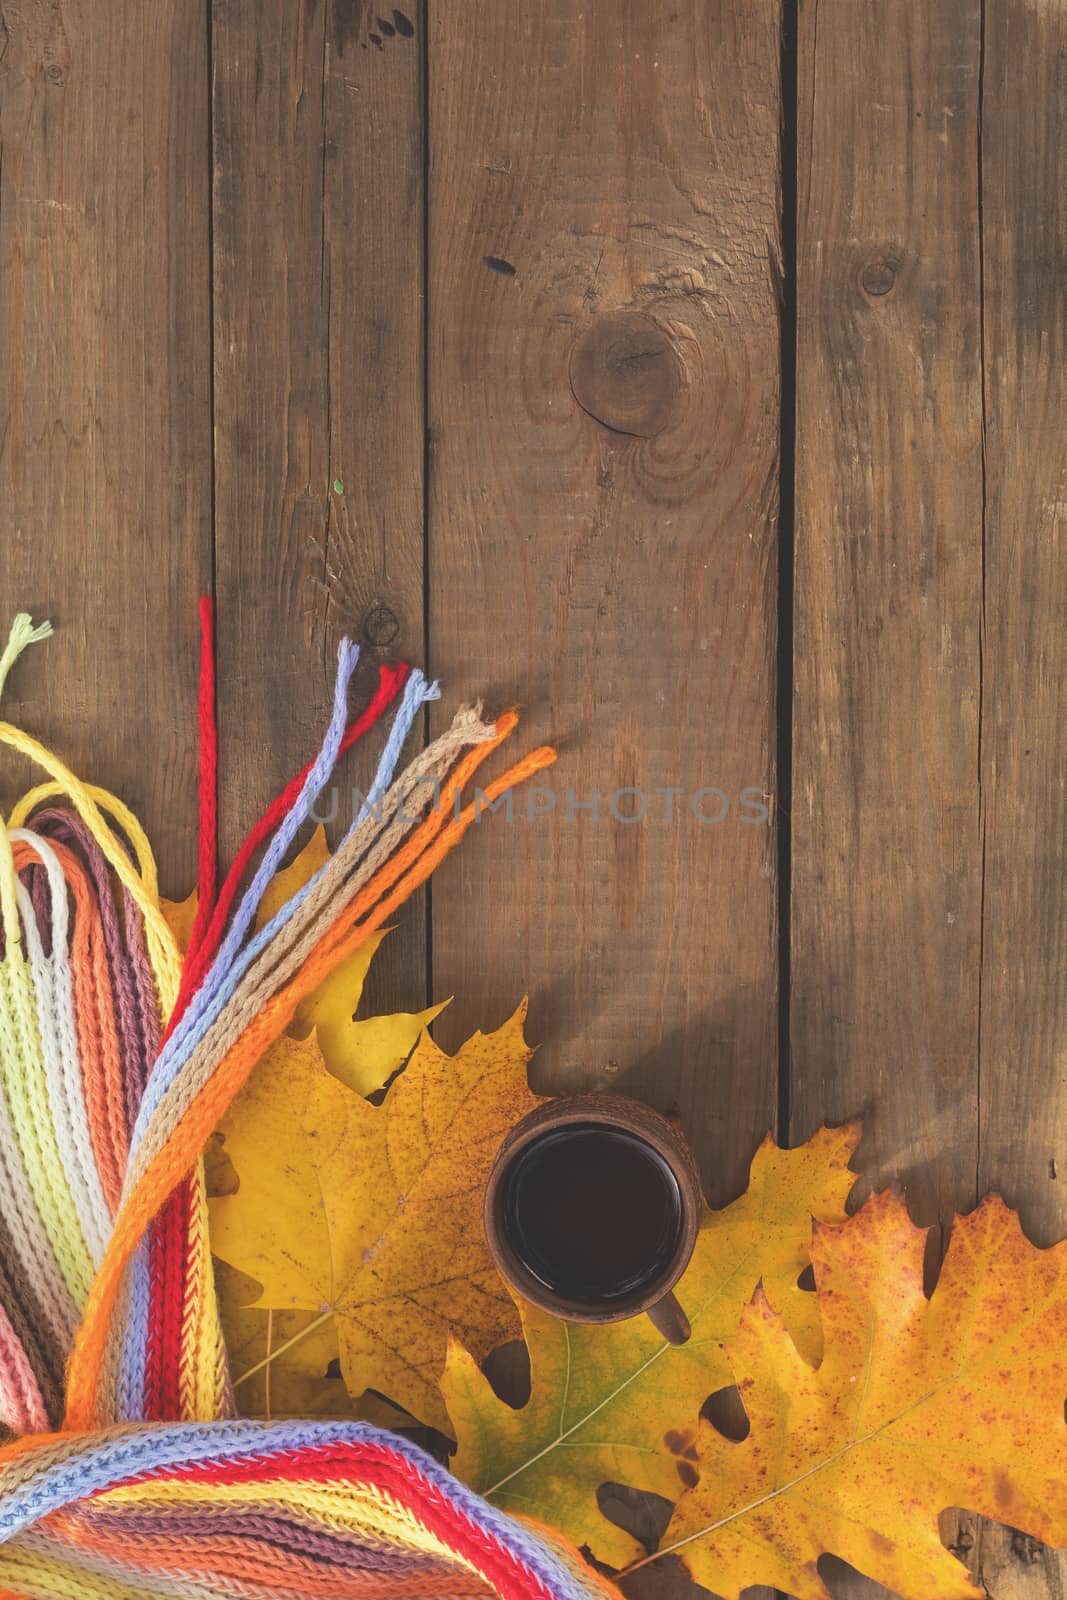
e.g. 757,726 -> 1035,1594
499,1121 -> 685,1307
485,1093 -> 701,1342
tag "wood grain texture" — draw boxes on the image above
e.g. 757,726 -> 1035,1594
210,0 -> 426,1011
792,0 -> 984,1239
793,2 -> 1067,1596
4,3 -> 1066,1593
978,0 -> 1067,1254
968,3 -> 1067,1593
792,9 -> 986,1596
426,0 -> 782,1213
0,0 -> 211,894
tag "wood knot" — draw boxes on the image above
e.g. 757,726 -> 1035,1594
361,602 -> 400,647
569,311 -> 682,437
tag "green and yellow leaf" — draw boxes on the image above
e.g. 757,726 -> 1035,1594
443,1125 -> 859,1568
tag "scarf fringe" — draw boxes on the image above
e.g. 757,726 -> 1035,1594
0,608 -> 614,1600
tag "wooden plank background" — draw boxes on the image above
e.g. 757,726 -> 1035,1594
426,0 -> 781,1206
1,2 -> 1065,1597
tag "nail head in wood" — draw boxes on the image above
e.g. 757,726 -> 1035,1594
859,256 -> 897,298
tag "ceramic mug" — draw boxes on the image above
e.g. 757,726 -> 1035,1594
483,1093 -> 702,1344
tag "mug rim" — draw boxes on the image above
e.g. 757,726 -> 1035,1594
483,1092 -> 703,1325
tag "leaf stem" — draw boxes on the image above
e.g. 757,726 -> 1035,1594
232,1308 -> 335,1388
264,1309 -> 273,1420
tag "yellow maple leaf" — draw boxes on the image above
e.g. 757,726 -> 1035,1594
209,1003 -> 546,1433
317,1005 -> 449,1095
219,1281 -> 412,1430
254,826 -> 447,1093
161,887 -> 199,955
442,1124 -> 859,1569
652,1189 -> 1067,1600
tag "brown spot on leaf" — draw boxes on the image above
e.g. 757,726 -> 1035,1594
663,1427 -> 698,1461
703,1384 -> 750,1441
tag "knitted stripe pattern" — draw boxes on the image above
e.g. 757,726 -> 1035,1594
0,613 -> 617,1600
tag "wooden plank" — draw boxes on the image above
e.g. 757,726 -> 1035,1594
789,2 -> 1067,1596
0,0 -> 211,895
970,1 -> 1067,1592
792,0 -> 984,1231
426,0 -> 783,1212
978,0 -> 1067,1267
211,0 -> 426,1013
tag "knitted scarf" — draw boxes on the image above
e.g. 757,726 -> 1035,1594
0,609 -> 620,1600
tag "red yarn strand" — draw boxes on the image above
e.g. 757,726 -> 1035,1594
162,658 -> 410,1043
186,596 -> 220,964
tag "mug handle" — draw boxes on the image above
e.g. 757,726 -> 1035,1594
646,1289 -> 691,1345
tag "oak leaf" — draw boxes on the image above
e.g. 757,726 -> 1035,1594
657,1189 -> 1067,1600
442,1125 -> 859,1568
209,1004 -> 545,1433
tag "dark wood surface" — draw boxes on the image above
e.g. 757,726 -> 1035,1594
1,3 -> 1065,1597
0,0 -> 211,890
792,1 -> 1066,1597
425,0 -> 781,1209
793,0 -> 984,1242
970,7 -> 1067,1595
210,0 -> 428,1018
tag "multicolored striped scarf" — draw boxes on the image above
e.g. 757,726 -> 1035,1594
0,608 -> 620,1600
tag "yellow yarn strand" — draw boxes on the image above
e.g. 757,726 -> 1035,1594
0,724 -> 182,1011
0,811 -> 23,953
8,778 -> 179,1011
10,780 -> 163,896
0,616 -> 179,1007
0,1547 -> 148,1600
0,616 -> 55,949
99,1476 -> 477,1567
0,956 -> 94,1302
187,1178 -> 226,1421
